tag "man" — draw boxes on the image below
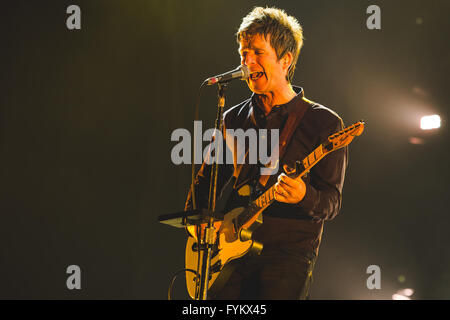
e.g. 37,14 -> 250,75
185,7 -> 348,299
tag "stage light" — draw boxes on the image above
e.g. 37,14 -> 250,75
392,293 -> 411,300
420,115 -> 441,130
398,288 -> 414,297
392,288 -> 414,300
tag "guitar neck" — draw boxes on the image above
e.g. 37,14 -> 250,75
235,143 -> 329,230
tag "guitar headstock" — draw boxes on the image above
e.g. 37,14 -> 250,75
283,120 -> 365,179
326,120 -> 365,152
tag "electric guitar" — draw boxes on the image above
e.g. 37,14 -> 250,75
185,121 -> 365,299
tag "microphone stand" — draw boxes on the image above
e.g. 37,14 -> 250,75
196,82 -> 228,300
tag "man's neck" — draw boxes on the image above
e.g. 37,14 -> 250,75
257,84 -> 297,115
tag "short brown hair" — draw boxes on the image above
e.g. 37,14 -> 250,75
236,7 -> 304,83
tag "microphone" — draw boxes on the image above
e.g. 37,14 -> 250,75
204,65 -> 250,86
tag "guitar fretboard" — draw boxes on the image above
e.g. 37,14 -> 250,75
302,144 -> 326,171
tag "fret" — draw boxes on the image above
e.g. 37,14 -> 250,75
264,188 -> 275,207
251,186 -> 276,212
315,145 -> 323,159
267,188 -> 273,202
303,158 -> 309,170
323,141 -> 333,152
308,153 -> 316,166
304,145 -> 325,170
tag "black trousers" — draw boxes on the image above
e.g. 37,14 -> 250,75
212,246 -> 317,300
211,215 -> 323,300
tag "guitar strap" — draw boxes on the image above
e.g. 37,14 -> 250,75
258,97 -> 312,187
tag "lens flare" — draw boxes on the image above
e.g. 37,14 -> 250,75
420,115 -> 441,130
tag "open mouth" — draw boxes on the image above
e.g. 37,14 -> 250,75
249,72 -> 264,81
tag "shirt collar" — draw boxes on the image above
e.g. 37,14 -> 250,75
249,86 -> 304,124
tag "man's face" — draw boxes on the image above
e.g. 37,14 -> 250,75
238,33 -> 288,95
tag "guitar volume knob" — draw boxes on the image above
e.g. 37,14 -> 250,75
239,228 -> 252,242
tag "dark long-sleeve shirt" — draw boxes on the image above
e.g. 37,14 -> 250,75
185,86 -> 348,255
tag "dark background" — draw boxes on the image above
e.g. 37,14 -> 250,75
1,0 -> 449,299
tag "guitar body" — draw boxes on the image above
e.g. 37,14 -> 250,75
185,205 -> 263,299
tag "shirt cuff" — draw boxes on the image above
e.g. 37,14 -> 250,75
296,183 -> 319,215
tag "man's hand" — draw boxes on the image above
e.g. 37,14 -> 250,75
218,207 -> 243,243
274,173 -> 306,204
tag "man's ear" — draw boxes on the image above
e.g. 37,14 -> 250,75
282,52 -> 293,71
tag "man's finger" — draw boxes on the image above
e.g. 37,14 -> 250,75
279,175 -> 304,194
277,179 -> 297,195
274,188 -> 289,202
275,183 -> 293,199
279,173 -> 300,187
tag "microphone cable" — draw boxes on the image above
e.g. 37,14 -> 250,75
167,268 -> 198,300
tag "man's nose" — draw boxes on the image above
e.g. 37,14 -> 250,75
242,52 -> 256,66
